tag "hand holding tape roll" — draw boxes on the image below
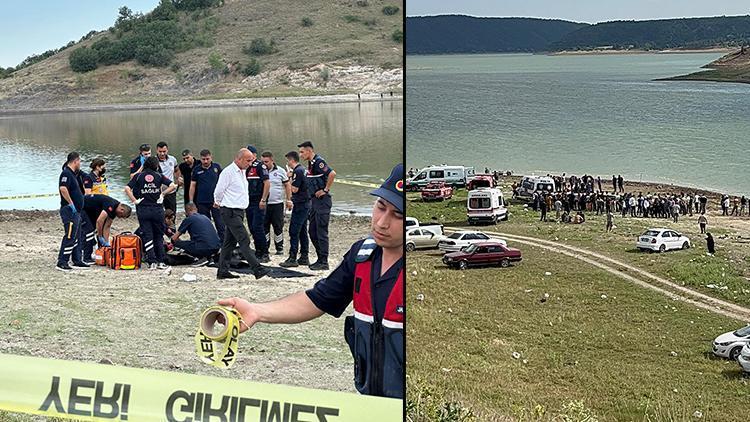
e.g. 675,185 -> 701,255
195,306 -> 248,368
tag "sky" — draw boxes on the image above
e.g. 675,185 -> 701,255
0,0 -> 159,68
406,0 -> 750,24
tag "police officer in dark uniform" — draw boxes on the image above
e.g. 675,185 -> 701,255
82,194 -> 132,256
280,151 -> 310,267
298,140 -> 336,270
56,152 -> 89,272
125,156 -> 177,270
129,144 -> 156,179
217,164 -> 404,398
245,145 -> 270,263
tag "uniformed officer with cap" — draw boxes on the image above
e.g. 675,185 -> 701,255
56,152 -> 89,272
298,140 -> 336,270
245,145 -> 271,262
217,163 -> 404,398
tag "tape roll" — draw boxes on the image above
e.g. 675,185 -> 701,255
195,306 -> 243,368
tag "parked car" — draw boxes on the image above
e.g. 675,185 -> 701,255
738,343 -> 750,372
406,217 -> 444,237
421,181 -> 453,201
713,325 -> 750,360
438,231 -> 505,252
442,241 -> 522,270
406,228 -> 445,252
467,174 -> 495,191
636,228 -> 691,253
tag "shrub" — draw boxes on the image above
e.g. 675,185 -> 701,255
134,44 -> 174,67
301,17 -> 313,27
356,0 -> 368,6
241,59 -> 262,76
392,29 -> 403,43
382,6 -> 399,15
69,47 -> 99,73
208,51 -> 224,71
172,0 -> 220,11
319,66 -> 330,82
243,38 -> 276,55
363,18 -> 377,27
343,15 -> 361,23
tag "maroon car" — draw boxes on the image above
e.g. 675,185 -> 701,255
421,181 -> 453,201
442,241 -> 522,270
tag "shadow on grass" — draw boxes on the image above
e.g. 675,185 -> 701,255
721,368 -> 748,380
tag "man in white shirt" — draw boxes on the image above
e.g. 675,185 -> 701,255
261,151 -> 292,255
156,141 -> 180,215
213,148 -> 271,280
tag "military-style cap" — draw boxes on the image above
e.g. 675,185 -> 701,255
246,145 -> 258,154
370,164 -> 404,213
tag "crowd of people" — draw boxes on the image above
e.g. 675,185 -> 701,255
56,140 -> 338,278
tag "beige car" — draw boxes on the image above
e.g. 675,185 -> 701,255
406,228 -> 445,252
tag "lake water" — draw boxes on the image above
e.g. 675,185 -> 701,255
0,101 -> 402,214
406,53 -> 750,195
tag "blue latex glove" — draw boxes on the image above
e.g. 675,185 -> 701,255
98,236 -> 110,247
139,155 -> 146,166
67,203 -> 77,214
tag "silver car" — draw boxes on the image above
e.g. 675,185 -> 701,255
406,228 -> 445,252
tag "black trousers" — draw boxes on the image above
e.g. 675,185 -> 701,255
137,205 -> 166,264
174,239 -> 218,260
264,203 -> 285,252
163,192 -> 177,216
218,207 -> 261,274
309,194 -> 332,263
197,203 -> 225,243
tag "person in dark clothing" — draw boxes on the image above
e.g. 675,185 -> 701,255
56,152 -> 89,272
171,203 -> 220,265
178,149 -> 197,207
125,156 -> 177,270
82,194 -> 131,259
617,175 -> 624,193
280,151 -> 311,268
299,140 -> 336,271
706,232 -> 715,255
190,149 -> 224,242
245,145 -> 271,262
539,196 -> 547,222
612,175 -> 617,192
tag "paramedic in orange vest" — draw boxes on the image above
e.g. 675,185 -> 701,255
217,164 -> 404,398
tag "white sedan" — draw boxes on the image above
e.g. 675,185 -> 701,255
713,326 -> 750,360
438,231 -> 506,252
636,228 -> 691,253
406,228 -> 445,252
738,343 -> 750,372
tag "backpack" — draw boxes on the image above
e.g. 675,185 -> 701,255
110,232 -> 142,270
95,247 -> 111,267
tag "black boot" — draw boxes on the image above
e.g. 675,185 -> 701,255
279,257 -> 298,268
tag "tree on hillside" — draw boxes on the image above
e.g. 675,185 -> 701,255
69,47 -> 99,73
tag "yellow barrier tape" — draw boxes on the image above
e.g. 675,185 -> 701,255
0,353 -> 402,421
195,306 -> 242,369
335,179 -> 380,189
0,192 -> 57,200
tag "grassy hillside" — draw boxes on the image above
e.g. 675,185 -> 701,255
550,15 -> 750,51
0,0 -> 403,109
405,15 -> 588,54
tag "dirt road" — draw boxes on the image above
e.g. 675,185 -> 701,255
0,210 -> 370,393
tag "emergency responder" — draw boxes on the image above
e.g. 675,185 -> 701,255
245,145 -> 270,263
261,151 -> 291,255
298,140 -> 336,270
280,151 -> 310,268
56,152 -> 89,272
125,156 -> 177,270
218,163 -> 404,398
189,149 -> 224,243
83,158 -> 109,195
129,143 -> 154,179
156,141 -> 180,215
170,202 -> 220,265
178,149 -> 197,207
82,194 -> 132,258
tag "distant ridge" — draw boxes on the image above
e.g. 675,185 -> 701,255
406,15 -> 588,54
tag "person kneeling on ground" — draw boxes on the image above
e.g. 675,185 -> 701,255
217,164 -> 405,399
170,203 -> 221,266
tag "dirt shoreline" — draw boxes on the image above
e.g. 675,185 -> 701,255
0,93 -> 402,117
0,212 -> 372,395
548,47 -> 734,56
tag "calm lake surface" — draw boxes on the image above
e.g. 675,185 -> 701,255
407,53 -> 750,195
0,101 -> 402,213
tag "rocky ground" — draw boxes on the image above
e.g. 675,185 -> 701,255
0,211 -> 371,395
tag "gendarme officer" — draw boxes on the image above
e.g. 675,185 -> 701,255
298,140 -> 336,270
245,145 -> 270,262
217,164 -> 405,398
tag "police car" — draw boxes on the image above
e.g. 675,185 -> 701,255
438,231 -> 506,252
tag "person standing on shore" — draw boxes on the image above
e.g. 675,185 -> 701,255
741,196 -> 747,216
606,210 -> 613,232
56,152 -> 89,272
721,195 -> 730,216
698,212 -> 708,234
213,148 -> 271,280
612,175 -> 617,192
299,140 -> 336,271
83,158 -> 109,195
706,232 -> 715,255
245,145 -> 271,263
190,149 -> 224,243
261,151 -> 291,256
617,175 -> 624,193
178,149 -> 197,207
156,142 -> 180,216
672,202 -> 680,223
597,176 -> 602,193
699,195 -> 708,214
731,197 -> 740,216
280,151 -> 310,268
539,195 -> 548,222
129,143 -> 154,179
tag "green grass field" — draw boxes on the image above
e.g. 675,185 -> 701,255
407,185 -> 750,421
